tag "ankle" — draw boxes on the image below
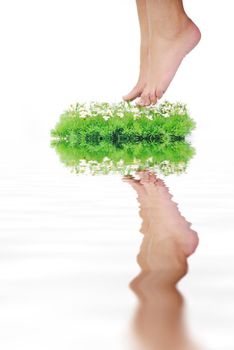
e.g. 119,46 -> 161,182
150,14 -> 192,40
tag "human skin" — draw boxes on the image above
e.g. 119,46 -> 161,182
123,0 -> 149,103
123,0 -> 201,106
123,171 -> 199,349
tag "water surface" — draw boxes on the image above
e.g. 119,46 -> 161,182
1,136 -> 234,349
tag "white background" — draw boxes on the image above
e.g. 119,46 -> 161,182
0,1 -> 234,349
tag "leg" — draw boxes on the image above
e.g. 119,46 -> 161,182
123,171 -> 199,260
137,0 -> 201,106
123,0 -> 149,102
125,171 -> 199,349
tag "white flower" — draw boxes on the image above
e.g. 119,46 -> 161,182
79,112 -> 87,118
117,112 -> 124,118
146,115 -> 153,120
132,107 -> 140,114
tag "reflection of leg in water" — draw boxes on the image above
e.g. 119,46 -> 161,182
123,171 -> 199,350
124,171 -> 199,264
130,270 -> 189,350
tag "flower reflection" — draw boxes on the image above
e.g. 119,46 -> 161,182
52,141 -> 195,176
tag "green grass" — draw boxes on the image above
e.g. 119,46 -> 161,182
51,101 -> 196,144
51,100 -> 196,175
52,141 -> 195,176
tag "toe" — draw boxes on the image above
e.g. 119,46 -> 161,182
138,170 -> 151,183
149,91 -> 157,105
156,86 -> 165,100
123,86 -> 142,102
148,171 -> 158,183
137,91 -> 151,106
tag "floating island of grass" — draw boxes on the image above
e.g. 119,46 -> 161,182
51,101 -> 196,176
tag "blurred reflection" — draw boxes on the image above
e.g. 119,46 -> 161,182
52,140 -> 195,176
52,125 -> 200,348
124,171 -> 199,350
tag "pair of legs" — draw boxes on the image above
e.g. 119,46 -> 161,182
124,171 -> 199,262
124,171 -> 199,349
123,0 -> 201,106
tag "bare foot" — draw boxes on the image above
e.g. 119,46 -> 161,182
140,171 -> 199,258
137,18 -> 201,106
126,171 -> 200,350
123,44 -> 148,102
124,171 -> 199,260
123,175 -> 150,235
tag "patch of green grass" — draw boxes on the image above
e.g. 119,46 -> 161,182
51,141 -> 195,176
51,101 -> 196,144
51,100 -> 196,175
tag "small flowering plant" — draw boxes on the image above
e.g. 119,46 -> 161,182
51,100 -> 196,176
51,101 -> 196,144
